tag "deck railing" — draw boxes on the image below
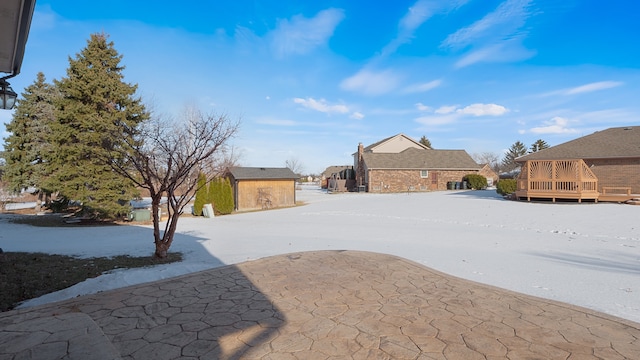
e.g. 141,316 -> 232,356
516,160 -> 599,202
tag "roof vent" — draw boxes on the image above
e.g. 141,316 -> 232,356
623,127 -> 632,130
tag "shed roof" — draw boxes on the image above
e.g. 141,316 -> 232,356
517,126 -> 640,162
227,167 -> 298,180
362,147 -> 479,170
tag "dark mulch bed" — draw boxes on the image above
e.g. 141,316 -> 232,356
0,251 -> 182,312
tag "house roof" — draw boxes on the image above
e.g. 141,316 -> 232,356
362,147 -> 480,170
517,126 -> 640,162
227,167 -> 298,180
0,0 -> 36,76
363,133 -> 428,152
321,165 -> 352,178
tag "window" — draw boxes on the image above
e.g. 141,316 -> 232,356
420,170 -> 429,178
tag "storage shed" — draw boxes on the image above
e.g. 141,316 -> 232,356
226,167 -> 298,211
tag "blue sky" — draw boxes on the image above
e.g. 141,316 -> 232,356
2,0 -> 639,173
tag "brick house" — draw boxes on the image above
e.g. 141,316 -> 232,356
226,167 -> 298,211
515,126 -> 640,200
354,134 -> 480,192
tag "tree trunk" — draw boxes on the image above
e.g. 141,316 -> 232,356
154,241 -> 170,259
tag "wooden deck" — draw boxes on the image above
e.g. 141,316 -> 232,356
598,187 -> 639,203
515,159 -> 599,203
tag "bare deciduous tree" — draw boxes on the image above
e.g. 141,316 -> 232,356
285,156 -> 304,176
109,107 -> 239,258
472,152 -> 501,174
211,145 -> 243,177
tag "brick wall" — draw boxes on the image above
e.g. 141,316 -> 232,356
586,158 -> 640,194
367,169 -> 478,192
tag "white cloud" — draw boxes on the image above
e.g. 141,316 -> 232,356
414,102 -> 508,127
415,114 -> 458,126
403,79 -> 442,94
435,105 -> 458,114
454,38 -> 535,68
415,102 -> 431,111
442,0 -> 533,50
350,112 -> 365,120
269,8 -> 345,58
539,81 -> 625,98
382,0 -> 469,56
565,81 -> 623,95
529,117 -> 579,134
293,97 -> 349,115
255,118 -> 297,126
340,69 -> 401,96
442,0 -> 535,67
457,103 -> 509,116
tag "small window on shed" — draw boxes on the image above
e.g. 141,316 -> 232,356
420,170 -> 429,178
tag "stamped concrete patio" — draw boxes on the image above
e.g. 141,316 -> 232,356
1,250 -> 639,359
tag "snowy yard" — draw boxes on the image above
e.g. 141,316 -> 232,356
1,185 -> 639,324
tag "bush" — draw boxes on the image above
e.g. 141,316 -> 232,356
463,174 -> 488,190
193,173 -> 207,216
210,177 -> 234,215
496,179 -> 517,195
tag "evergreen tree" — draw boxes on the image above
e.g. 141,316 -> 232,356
529,139 -> 550,153
2,72 -> 57,197
218,177 -> 234,214
419,135 -> 432,149
209,177 -> 234,215
501,141 -> 527,173
45,33 -> 148,219
210,178 -> 222,214
193,172 -> 207,216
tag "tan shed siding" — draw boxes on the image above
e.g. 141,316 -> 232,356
586,158 -> 640,194
236,179 -> 295,211
367,169 -> 478,192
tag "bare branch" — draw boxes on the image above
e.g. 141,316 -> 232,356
107,107 -> 239,258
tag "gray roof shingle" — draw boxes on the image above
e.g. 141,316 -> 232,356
228,167 -> 298,180
322,165 -> 352,178
363,148 -> 479,170
517,126 -> 640,162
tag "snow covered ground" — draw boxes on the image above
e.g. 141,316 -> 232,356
1,185 -> 639,323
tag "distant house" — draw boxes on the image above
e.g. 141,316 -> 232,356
226,167 -> 298,211
354,134 -> 480,192
320,165 -> 355,191
515,126 -> 640,202
478,164 -> 499,186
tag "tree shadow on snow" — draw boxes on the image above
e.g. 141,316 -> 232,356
527,250 -> 640,275
10,228 -> 285,360
444,189 -> 506,201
